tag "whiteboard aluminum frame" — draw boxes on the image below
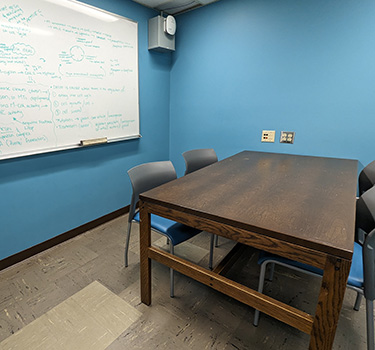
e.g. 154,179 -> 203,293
0,135 -> 142,161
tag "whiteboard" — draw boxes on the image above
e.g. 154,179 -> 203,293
0,0 -> 140,160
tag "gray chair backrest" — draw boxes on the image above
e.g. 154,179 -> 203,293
127,161 -> 177,222
356,186 -> 375,243
182,148 -> 218,175
364,228 -> 375,300
357,186 -> 375,300
359,160 -> 375,195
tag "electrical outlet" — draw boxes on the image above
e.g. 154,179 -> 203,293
280,131 -> 295,144
261,130 -> 275,143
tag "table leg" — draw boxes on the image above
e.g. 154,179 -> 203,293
309,255 -> 351,350
140,204 -> 151,305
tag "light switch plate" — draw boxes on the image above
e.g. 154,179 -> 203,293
280,131 -> 295,144
261,130 -> 275,143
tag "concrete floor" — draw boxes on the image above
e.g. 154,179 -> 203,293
0,214 -> 369,349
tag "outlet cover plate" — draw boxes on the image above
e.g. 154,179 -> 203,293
280,131 -> 295,144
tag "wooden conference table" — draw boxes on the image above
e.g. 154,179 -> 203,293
139,151 -> 358,349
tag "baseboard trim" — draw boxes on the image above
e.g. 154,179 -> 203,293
0,206 -> 129,272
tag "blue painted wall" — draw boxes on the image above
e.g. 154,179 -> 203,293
2,0 -> 375,260
170,0 -> 375,175
0,0 -> 171,260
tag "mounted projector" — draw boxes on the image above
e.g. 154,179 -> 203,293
148,15 -> 175,52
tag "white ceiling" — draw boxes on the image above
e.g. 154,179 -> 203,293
131,0 -> 220,15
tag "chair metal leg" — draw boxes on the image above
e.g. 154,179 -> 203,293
124,221 -> 132,267
170,243 -> 175,298
366,299 -> 374,350
354,292 -> 363,311
268,262 -> 275,281
214,234 -> 219,247
209,234 -> 215,270
253,261 -> 269,326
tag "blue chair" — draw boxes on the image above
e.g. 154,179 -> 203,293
125,161 -> 202,297
359,160 -> 375,195
182,148 -> 219,269
253,186 -> 375,350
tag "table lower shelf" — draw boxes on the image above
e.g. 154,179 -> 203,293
144,245 -> 315,334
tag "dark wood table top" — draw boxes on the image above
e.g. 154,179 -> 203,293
140,151 -> 358,259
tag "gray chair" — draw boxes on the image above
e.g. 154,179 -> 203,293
359,160 -> 375,195
182,148 -> 218,176
253,186 -> 375,350
125,161 -> 201,297
182,148 -> 219,269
